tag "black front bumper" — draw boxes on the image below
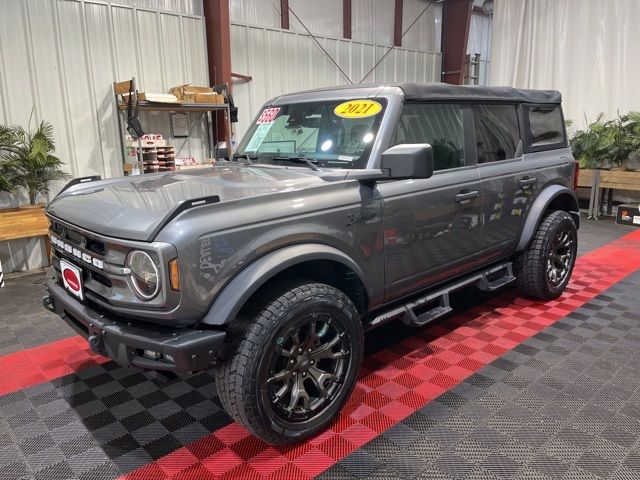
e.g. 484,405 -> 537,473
44,268 -> 225,373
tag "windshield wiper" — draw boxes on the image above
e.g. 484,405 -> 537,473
231,153 -> 258,165
271,156 -> 321,171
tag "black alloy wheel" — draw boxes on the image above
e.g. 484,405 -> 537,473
264,314 -> 351,423
214,281 -> 363,444
547,227 -> 575,287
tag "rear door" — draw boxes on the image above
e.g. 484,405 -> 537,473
473,103 -> 535,261
377,103 -> 483,301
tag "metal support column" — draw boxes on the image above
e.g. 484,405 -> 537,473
203,0 -> 232,146
441,0 -> 474,85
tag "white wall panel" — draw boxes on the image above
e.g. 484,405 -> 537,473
289,0 -> 343,38
231,22 -> 441,139
352,0 -> 394,46
110,0 -> 202,15
0,0 -> 209,272
401,0 -> 441,52
230,0 -> 280,28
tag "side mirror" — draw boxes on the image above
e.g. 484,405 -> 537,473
380,144 -> 434,180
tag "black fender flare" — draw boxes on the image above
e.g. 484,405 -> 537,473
200,243 -> 372,326
516,184 -> 580,251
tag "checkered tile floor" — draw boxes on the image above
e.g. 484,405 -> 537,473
0,226 -> 639,479
320,272 -> 640,480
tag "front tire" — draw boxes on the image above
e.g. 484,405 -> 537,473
214,281 -> 363,445
515,210 -> 578,299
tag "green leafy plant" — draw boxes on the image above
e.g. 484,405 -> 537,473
0,120 -> 70,205
569,111 -> 640,169
0,125 -> 18,194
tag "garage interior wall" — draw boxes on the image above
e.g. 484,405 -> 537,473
230,0 -> 443,138
0,0 -> 209,272
489,0 -> 640,128
1,0 -> 443,273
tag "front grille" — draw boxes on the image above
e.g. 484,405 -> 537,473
51,221 -> 106,255
91,270 -> 112,287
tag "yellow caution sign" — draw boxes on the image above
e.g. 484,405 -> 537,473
334,99 -> 382,119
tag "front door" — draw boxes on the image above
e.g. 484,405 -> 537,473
377,103 -> 483,302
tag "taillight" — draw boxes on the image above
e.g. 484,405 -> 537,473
573,161 -> 580,190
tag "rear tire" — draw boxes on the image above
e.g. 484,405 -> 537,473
214,281 -> 363,445
515,210 -> 577,299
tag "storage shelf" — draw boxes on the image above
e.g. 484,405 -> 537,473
118,102 -> 229,113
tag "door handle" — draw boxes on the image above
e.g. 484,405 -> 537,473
454,190 -> 480,203
518,177 -> 537,187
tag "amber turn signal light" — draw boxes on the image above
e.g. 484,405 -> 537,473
169,259 -> 180,291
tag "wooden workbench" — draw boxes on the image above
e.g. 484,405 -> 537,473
578,169 -> 640,218
0,206 -> 51,264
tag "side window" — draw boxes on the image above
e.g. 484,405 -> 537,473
392,103 -> 465,171
527,105 -> 565,150
472,104 -> 520,163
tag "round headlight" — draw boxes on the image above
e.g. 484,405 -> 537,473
127,250 -> 160,300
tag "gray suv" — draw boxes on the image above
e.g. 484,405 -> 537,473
43,83 -> 579,444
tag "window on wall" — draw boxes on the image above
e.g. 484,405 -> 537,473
472,104 -> 521,163
392,103 -> 465,171
527,105 -> 565,150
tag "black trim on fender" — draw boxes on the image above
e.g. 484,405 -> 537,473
516,185 -> 580,251
200,244 -> 372,326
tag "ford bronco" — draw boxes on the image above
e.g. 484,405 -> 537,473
43,83 -> 579,444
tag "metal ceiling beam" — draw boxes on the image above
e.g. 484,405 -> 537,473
393,0 -> 403,47
343,0 -> 352,39
281,0 -> 290,29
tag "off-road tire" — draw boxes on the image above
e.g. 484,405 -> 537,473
214,281 -> 363,445
515,210 -> 577,299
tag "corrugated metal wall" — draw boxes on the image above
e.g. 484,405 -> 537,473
0,0 -> 209,272
231,23 -> 442,138
229,0 -> 443,51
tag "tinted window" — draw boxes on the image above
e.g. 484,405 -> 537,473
472,105 -> 520,163
392,103 -> 465,171
528,105 -> 565,149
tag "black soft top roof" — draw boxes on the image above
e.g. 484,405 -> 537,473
280,82 -> 561,104
398,83 -> 561,104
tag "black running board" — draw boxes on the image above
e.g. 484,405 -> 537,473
366,262 -> 516,330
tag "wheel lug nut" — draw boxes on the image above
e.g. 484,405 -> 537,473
298,348 -> 302,353
292,372 -> 296,376
302,372 -> 306,377
308,348 -> 312,353
310,360 -> 314,364
290,359 -> 295,364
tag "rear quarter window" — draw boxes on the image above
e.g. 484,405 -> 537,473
526,105 -> 566,151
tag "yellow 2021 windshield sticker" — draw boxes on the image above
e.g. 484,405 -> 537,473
334,99 -> 382,118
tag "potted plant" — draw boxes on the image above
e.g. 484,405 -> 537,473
569,111 -> 640,171
0,120 -> 70,207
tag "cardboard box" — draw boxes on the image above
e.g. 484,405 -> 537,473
616,204 -> 640,227
193,92 -> 225,104
169,84 -> 213,102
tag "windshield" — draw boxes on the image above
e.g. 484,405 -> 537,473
235,99 -> 387,169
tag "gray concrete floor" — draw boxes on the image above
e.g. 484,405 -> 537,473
577,213 -> 637,256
